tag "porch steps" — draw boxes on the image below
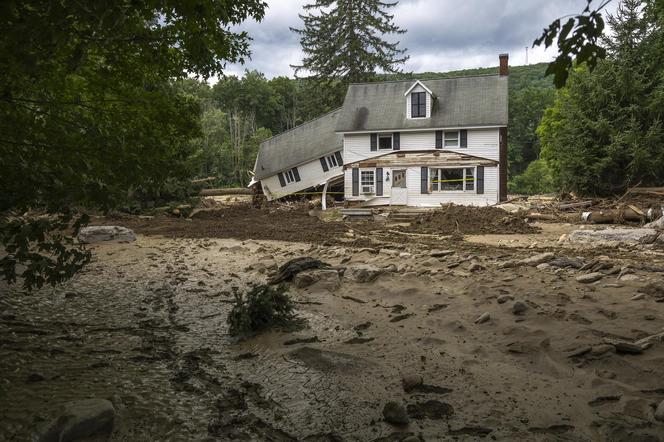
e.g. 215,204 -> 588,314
340,208 -> 374,221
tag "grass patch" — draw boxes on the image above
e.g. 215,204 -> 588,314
227,284 -> 305,337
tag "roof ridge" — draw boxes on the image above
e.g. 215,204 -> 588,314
260,107 -> 342,145
348,73 -> 501,86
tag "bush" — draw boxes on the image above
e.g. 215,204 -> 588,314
227,284 -> 303,336
508,159 -> 555,195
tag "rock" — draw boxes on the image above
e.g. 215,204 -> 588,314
620,274 -> 641,282
347,264 -> 383,283
475,312 -> 490,324
536,263 -> 551,270
576,272 -> 604,284
27,372 -> 46,383
430,249 -> 455,257
77,226 -> 136,243
497,294 -> 513,304
421,258 -> 440,267
40,399 -> 115,442
519,252 -> 555,266
498,260 -> 518,269
604,340 -> 644,354
639,281 -> 664,298
645,216 -> 664,229
382,401 -> 409,426
566,346 -> 592,358
399,252 -> 412,258
380,248 -> 399,257
630,293 -> 645,301
402,374 -> 423,392
655,400 -> 664,422
590,344 -> 615,356
292,269 -> 341,290
512,301 -> 528,315
568,228 -> 659,244
467,262 -> 483,272
548,257 -> 584,269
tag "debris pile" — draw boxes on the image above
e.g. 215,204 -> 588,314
407,204 -> 538,235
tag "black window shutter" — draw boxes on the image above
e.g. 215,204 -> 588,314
370,133 -> 377,151
460,129 -> 468,148
476,166 -> 484,194
277,172 -> 286,187
376,168 -> 383,196
435,130 -> 443,149
352,168 -> 359,196
334,151 -> 343,166
319,157 -> 329,172
393,132 -> 400,150
293,167 -> 301,182
420,167 -> 429,194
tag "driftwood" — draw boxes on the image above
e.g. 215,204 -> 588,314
199,187 -> 252,196
558,200 -> 593,210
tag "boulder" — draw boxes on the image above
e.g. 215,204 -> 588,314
512,301 -> 528,315
655,400 -> 664,422
77,226 -> 136,244
576,272 -> 604,284
382,401 -> 409,426
292,269 -> 341,290
568,228 -> 659,244
475,312 -> 490,324
519,252 -> 555,266
347,264 -> 383,283
497,294 -> 513,304
401,374 -> 423,392
40,399 -> 115,442
430,249 -> 455,257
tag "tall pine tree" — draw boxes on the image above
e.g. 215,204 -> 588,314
291,0 -> 409,86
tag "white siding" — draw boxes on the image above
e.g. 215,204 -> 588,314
345,165 -> 499,207
343,128 -> 499,164
445,128 -> 500,161
262,154 -> 343,201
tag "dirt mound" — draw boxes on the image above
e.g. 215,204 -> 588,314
405,204 -> 538,235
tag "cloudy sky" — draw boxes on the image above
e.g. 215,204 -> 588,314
222,0 -> 617,79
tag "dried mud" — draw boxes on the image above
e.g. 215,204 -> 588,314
2,213 -> 664,441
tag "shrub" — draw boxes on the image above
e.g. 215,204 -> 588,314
227,284 -> 303,336
508,159 -> 555,195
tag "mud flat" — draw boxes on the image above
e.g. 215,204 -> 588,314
2,212 -> 664,441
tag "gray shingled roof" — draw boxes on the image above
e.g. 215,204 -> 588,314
253,109 -> 343,180
335,75 -> 508,132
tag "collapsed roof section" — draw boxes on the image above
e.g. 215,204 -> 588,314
253,108 -> 343,181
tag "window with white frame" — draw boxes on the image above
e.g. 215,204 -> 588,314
361,170 -> 375,193
284,168 -> 297,184
378,134 -> 392,150
411,92 -> 426,118
444,131 -> 459,148
325,154 -> 338,169
430,167 -> 475,192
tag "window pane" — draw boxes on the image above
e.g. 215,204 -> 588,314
327,155 -> 337,168
361,171 -> 374,186
430,169 -> 438,191
378,135 -> 392,149
465,168 -> 475,191
440,168 -> 464,191
444,131 -> 459,147
411,92 -> 425,117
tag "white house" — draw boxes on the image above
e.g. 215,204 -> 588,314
253,54 -> 509,207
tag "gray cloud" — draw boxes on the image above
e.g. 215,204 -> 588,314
222,0 -> 616,79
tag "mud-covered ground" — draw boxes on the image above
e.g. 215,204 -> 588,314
2,210 -> 664,441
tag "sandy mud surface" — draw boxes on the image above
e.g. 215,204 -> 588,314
2,213 -> 664,441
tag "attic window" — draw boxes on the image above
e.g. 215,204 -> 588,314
411,92 -> 426,118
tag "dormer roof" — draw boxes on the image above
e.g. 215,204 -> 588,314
404,80 -> 435,98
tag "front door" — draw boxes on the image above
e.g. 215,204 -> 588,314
390,169 -> 408,205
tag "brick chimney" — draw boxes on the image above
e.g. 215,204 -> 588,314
499,53 -> 509,76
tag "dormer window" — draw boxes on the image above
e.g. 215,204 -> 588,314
411,92 -> 426,118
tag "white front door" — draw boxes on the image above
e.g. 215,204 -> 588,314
390,169 -> 408,205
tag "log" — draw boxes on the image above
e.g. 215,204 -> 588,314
191,176 -> 217,185
581,208 -> 645,224
199,187 -> 252,196
558,200 -> 593,210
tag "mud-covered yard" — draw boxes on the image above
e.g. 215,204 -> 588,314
2,206 -> 664,441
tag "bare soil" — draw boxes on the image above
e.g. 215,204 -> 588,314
2,207 -> 664,441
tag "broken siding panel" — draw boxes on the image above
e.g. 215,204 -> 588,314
261,157 -> 343,201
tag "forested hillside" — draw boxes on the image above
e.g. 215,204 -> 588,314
183,62 -> 555,195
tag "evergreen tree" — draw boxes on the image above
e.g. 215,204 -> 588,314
291,0 -> 409,86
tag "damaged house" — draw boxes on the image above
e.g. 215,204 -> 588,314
253,54 -> 509,207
